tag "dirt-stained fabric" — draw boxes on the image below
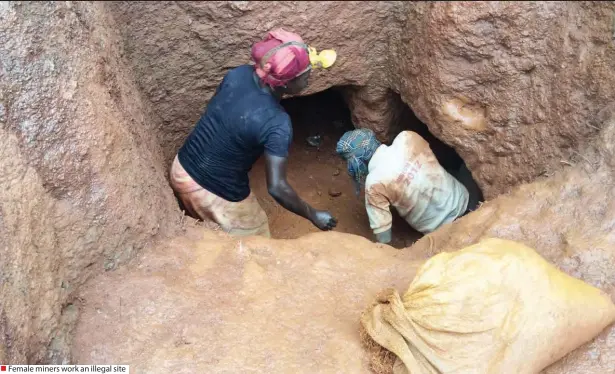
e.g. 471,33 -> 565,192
170,155 -> 270,238
361,238 -> 615,374
365,131 -> 469,235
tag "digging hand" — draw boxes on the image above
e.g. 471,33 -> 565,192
375,229 -> 392,244
310,210 -> 338,231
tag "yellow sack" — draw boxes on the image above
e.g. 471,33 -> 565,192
361,238 -> 615,374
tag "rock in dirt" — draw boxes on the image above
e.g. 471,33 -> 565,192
328,188 -> 342,197
306,135 -> 323,148
333,168 -> 341,176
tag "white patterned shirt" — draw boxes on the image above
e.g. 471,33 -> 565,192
365,131 -> 469,235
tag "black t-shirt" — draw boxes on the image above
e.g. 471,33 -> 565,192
178,65 -> 292,202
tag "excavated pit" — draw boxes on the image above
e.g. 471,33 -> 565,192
2,1 -> 615,373
248,88 -> 482,248
69,88 -> 490,371
251,89 -> 412,248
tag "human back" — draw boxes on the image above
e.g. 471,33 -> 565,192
365,131 -> 469,234
170,28 -> 337,236
178,64 -> 292,202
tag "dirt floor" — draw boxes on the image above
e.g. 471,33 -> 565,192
249,89 -> 422,249
70,227 -> 424,372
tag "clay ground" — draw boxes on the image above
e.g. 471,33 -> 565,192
249,89 -> 422,249
70,227 -> 424,372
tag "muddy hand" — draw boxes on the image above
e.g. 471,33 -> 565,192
311,210 -> 338,231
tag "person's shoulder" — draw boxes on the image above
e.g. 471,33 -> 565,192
365,169 -> 385,189
368,146 -> 399,185
264,110 -> 291,132
248,106 -> 290,134
225,64 -> 253,80
365,172 -> 377,187
272,109 -> 291,123
396,130 -> 428,147
396,130 -> 419,141
256,105 -> 289,124
367,144 -> 387,170
229,64 -> 253,74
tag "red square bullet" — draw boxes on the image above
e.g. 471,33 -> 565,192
1,365 -> 6,371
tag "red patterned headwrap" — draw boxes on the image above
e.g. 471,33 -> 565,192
251,29 -> 311,87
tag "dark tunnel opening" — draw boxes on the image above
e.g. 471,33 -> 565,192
394,99 -> 485,207
248,87 -> 483,248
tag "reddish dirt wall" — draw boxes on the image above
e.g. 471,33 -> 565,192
108,1 -> 615,199
0,2 -> 180,363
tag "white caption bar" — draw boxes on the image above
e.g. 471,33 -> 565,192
0,366 -> 129,373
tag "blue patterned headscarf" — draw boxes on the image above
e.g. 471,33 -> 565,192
336,128 -> 381,188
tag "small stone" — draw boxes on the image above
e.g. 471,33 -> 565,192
333,168 -> 340,176
104,259 -> 115,271
328,188 -> 342,197
306,135 -> 322,147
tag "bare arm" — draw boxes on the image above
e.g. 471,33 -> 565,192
265,153 -> 337,231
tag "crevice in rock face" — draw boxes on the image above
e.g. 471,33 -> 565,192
394,95 -> 485,207
397,99 -> 464,172
338,85 -> 485,208
282,87 -> 356,138
408,104 -> 486,206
